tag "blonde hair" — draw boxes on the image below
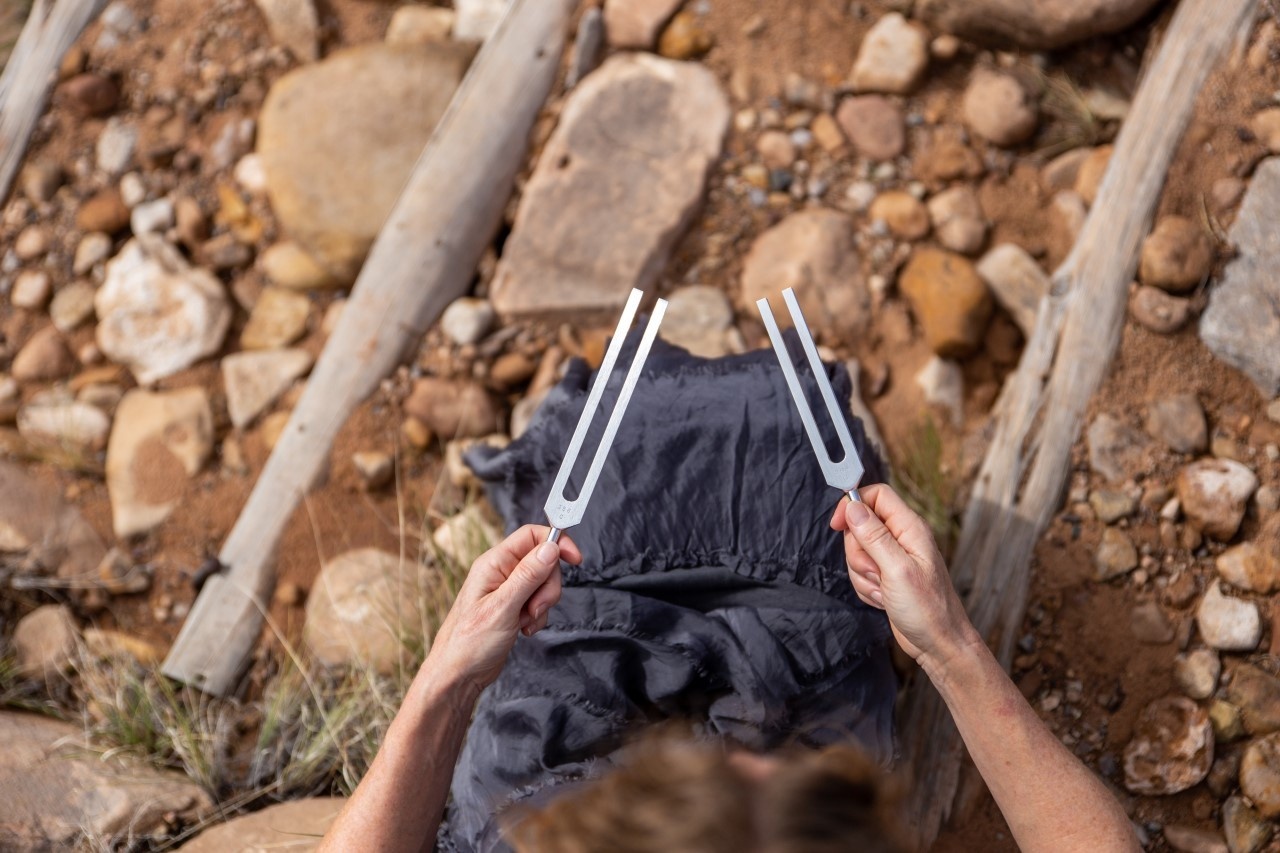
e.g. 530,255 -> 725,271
505,728 -> 907,853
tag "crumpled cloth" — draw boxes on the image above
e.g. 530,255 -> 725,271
437,335 -> 897,852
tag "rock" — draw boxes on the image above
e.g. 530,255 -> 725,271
129,197 -> 174,236
1258,484 -> 1280,514
740,209 -> 869,340
95,117 -> 136,175
869,190 -> 930,240
1200,158 -> 1280,397
1089,488 -> 1136,523
1174,649 -> 1221,700
1223,795 -> 1274,853
1123,696 -> 1214,795
62,72 -> 118,117
17,395 -> 111,452
1131,285 -> 1193,334
1146,393 -> 1208,455
1226,664 -> 1280,736
1075,145 -> 1112,206
200,233 -> 253,272
915,356 -> 963,428
260,242 -> 337,291
489,352 -> 538,390
11,327 -> 75,383
1095,527 -> 1138,580
1177,458 -> 1258,541
657,11 -> 712,60
73,232 -> 112,275
835,95 -> 905,161
106,388 -> 214,538
1140,216 -> 1213,294
304,548 -> 431,673
0,712 -> 211,848
1197,583 -> 1261,652
1164,826 -> 1228,853
961,68 -> 1037,146
756,130 -> 796,170
566,7 -> 604,89
1041,148 -> 1091,193
96,237 -> 231,384
1240,735 -> 1280,819
1132,601 -> 1176,644
20,160 -> 63,204
440,297 -> 495,346
404,377 -> 503,440
222,348 -> 313,429
81,628 -> 162,665
241,287 -> 311,350
352,451 -> 393,491
975,243 -> 1048,336
178,798 -> 344,853
849,13 -> 927,95
0,460 -> 106,583
76,189 -> 130,233
11,271 -> 51,310
1087,413 -> 1149,483
1216,541 -> 1280,596
899,247 -> 992,357
1252,109 -> 1280,154
454,0 -> 510,41
1050,190 -> 1087,242
916,0 -> 1163,50
915,124 -> 984,182
174,197 -> 209,247
603,0 -> 682,49
253,0 -> 319,61
927,186 -> 987,255
13,605 -> 78,679
49,281 -> 97,333
433,505 -> 500,566
444,434 -> 508,487
258,43 -> 474,283
659,285 -> 734,358
491,54 -> 727,318
234,154 -> 268,195
1210,699 -> 1247,743
387,5 -> 455,45
13,227 -> 49,261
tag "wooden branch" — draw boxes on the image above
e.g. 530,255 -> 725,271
0,0 -> 108,204
899,0 -> 1256,844
162,0 -> 576,696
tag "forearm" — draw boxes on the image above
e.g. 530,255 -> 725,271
319,658 -> 479,853
921,630 -> 1138,853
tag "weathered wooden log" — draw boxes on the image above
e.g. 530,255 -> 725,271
0,0 -> 109,203
162,0 -> 577,696
899,0 -> 1256,845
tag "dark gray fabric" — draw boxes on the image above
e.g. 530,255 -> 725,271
437,335 -> 897,852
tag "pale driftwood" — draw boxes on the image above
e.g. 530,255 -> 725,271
162,0 -> 576,696
899,0 -> 1256,845
0,0 -> 108,203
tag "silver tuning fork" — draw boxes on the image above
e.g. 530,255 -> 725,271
544,288 -> 668,543
756,288 -> 865,504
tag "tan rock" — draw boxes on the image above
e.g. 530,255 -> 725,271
11,327 -> 75,383
222,348 -> 313,429
241,287 -> 311,350
869,190 -> 929,240
76,189 -> 130,234
961,67 -> 1037,146
974,243 -> 1047,336
835,95 -> 904,161
603,0 -> 682,49
261,241 -> 338,290
1176,458 -> 1258,541
179,798 -> 344,853
387,5 -> 455,45
1074,144 -> 1112,205
13,605 -> 78,679
849,13 -> 928,94
927,185 -> 987,255
1123,696 -> 1213,795
1139,216 -> 1213,294
1251,108 -> 1280,154
899,246 -> 993,357
404,377 -> 504,440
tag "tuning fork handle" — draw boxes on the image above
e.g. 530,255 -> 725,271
846,489 -> 863,504
547,527 -> 563,544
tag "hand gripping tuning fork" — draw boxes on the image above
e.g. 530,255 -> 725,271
756,287 -> 865,504
543,288 -> 668,543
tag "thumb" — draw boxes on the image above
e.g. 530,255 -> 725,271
496,541 -> 560,615
845,500 -> 913,579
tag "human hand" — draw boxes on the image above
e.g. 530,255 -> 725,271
830,484 -> 975,666
427,524 -> 581,693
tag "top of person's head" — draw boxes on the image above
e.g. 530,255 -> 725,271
504,727 -> 908,853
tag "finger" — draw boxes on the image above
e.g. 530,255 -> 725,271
858,485 -> 934,547
844,499 -> 916,582
523,562 -> 562,625
495,540 -> 561,616
831,502 -> 847,531
849,572 -> 884,608
486,525 -> 584,575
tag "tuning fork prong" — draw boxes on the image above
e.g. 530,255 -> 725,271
756,288 -> 865,502
544,289 -> 668,541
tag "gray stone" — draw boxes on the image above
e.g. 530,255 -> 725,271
975,243 -> 1048,337
179,798 -> 343,853
1095,527 -> 1138,580
1196,583 -> 1261,652
917,0 -> 1163,50
95,236 -> 231,384
222,348 -> 313,429
1177,458 -> 1258,541
440,297 -> 495,346
1146,393 -> 1208,455
95,117 -> 137,175
1087,413 -> 1149,483
1089,488 -> 1136,524
129,197 -> 174,236
106,388 -> 214,538
0,712 -> 211,848
1200,158 -> 1280,396
1173,649 -> 1220,700
849,13 -> 928,94
491,54 -> 728,319
1123,696 -> 1214,795
660,285 -> 734,358
258,43 -> 474,282
566,7 -> 604,89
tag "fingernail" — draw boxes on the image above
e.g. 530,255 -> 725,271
870,590 -> 884,606
846,500 -> 871,527
535,541 -> 558,565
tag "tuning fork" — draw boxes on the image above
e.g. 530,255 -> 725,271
756,288 -> 865,504
544,289 -> 668,543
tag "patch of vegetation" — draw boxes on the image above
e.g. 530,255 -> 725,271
1034,70 -> 1107,158
891,417 -> 958,554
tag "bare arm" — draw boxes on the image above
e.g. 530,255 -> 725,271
832,486 -> 1137,853
319,525 -> 581,853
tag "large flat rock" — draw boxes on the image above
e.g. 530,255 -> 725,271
490,53 -> 729,319
0,460 -> 105,584
1200,158 -> 1280,397
179,798 -> 344,852
0,712 -> 211,849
